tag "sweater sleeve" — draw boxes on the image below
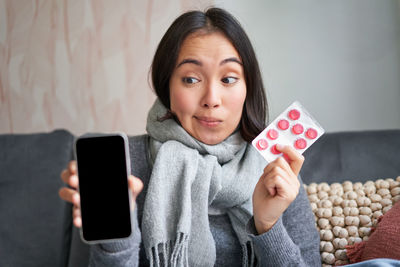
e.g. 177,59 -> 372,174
88,205 -> 142,267
247,176 -> 321,266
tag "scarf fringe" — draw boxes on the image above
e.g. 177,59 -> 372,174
147,233 -> 189,267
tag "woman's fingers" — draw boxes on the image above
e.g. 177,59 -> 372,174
275,144 -> 304,176
73,208 -> 82,228
263,171 -> 299,200
61,161 -> 79,189
263,157 -> 296,184
265,157 -> 294,177
128,175 -> 144,200
73,205 -> 81,218
60,161 -> 142,229
263,164 -> 291,185
58,187 -> 75,203
60,172 -> 78,188
60,169 -> 69,184
263,173 -> 290,197
261,150 -> 301,199
72,191 -> 80,207
59,160 -> 81,228
69,160 -> 77,174
58,187 -> 80,207
74,218 -> 82,228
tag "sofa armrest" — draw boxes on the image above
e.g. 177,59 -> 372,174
0,129 -> 75,267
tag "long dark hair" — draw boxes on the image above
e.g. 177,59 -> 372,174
150,7 -> 268,142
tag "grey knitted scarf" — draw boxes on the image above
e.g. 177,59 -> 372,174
143,99 -> 265,267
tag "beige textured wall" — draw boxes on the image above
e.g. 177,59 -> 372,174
0,0 -> 214,135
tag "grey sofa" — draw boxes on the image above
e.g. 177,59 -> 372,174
0,128 -> 399,267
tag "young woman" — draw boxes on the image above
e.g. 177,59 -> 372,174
59,7 -> 321,266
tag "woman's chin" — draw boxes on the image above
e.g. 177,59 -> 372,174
195,133 -> 225,145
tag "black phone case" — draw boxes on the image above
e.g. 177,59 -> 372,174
74,132 -> 132,244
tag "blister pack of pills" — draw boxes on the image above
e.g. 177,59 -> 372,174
252,101 -> 325,163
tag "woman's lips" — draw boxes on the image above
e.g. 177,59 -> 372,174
195,116 -> 222,127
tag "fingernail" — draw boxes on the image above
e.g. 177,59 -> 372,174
72,193 -> 79,203
276,144 -> 284,150
70,175 -> 78,186
74,217 -> 82,228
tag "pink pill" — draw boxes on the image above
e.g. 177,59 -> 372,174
294,138 -> 307,149
288,109 -> 301,120
256,139 -> 268,150
306,128 -> 318,139
270,144 -> 281,155
292,124 -> 304,135
283,153 -> 291,162
267,129 -> 279,140
277,119 -> 289,130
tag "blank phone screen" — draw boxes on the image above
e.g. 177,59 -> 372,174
76,135 -> 131,242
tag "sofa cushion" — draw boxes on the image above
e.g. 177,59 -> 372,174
0,129 -> 74,267
300,130 -> 400,184
305,177 -> 400,266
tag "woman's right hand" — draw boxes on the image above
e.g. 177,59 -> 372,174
58,160 -> 144,228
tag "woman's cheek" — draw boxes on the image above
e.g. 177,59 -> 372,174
170,89 -> 196,118
227,87 -> 246,111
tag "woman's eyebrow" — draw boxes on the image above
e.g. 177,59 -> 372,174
177,59 -> 202,68
176,57 -> 242,68
220,57 -> 242,66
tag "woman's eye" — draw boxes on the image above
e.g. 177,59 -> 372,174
221,77 -> 238,84
182,77 -> 200,84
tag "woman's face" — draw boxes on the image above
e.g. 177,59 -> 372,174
169,32 -> 247,145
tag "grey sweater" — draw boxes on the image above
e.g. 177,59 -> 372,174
88,135 -> 321,266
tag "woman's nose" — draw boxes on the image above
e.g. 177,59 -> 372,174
201,83 -> 221,108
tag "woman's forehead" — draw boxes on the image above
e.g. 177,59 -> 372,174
179,32 -> 239,58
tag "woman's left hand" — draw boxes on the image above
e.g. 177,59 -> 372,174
252,144 -> 304,234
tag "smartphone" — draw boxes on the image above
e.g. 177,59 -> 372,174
74,132 -> 132,244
